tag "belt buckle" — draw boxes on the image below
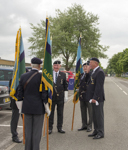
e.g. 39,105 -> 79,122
57,94 -> 59,96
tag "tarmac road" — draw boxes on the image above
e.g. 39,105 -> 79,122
1,77 -> 128,150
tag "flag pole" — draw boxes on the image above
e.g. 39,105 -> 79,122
71,35 -> 82,131
23,114 -> 25,144
47,116 -> 49,150
71,102 -> 76,131
43,114 -> 47,137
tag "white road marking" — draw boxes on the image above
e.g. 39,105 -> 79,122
5,143 -> 18,150
4,94 -> 74,150
111,79 -> 128,95
0,111 -> 12,114
119,87 -> 122,90
5,136 -> 23,150
123,91 -> 128,95
0,124 -> 23,128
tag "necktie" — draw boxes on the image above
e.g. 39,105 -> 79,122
92,71 -> 94,75
55,72 -> 57,83
81,73 -> 85,80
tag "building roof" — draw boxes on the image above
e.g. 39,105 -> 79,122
0,59 -> 31,67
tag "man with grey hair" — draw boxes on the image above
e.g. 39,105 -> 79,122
87,57 -> 105,139
18,57 -> 50,150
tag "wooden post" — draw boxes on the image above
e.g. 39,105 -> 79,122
47,117 -> 49,150
43,114 -> 47,137
23,114 -> 25,144
71,103 -> 76,131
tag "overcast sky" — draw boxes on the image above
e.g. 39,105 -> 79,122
0,0 -> 128,68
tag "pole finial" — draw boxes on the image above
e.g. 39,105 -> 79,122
80,33 -> 82,38
46,12 -> 48,18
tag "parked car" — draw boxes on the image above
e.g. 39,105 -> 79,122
0,66 -> 31,88
0,86 -> 10,110
61,71 -> 75,82
0,67 -> 13,88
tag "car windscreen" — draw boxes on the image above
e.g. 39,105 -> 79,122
0,69 -> 13,81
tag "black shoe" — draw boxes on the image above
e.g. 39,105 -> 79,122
58,129 -> 65,133
78,127 -> 87,131
88,132 -> 97,137
12,137 -> 22,143
87,128 -> 92,132
93,134 -> 104,139
49,130 -> 52,134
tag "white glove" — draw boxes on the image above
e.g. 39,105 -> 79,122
16,101 -> 23,113
64,91 -> 68,103
89,99 -> 99,106
44,103 -> 51,116
95,101 -> 99,106
89,99 -> 92,104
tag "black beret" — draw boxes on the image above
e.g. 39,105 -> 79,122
87,61 -> 90,65
53,60 -> 61,64
90,57 -> 99,63
83,63 -> 87,66
31,57 -> 42,64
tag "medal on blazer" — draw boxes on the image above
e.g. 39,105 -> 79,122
61,79 -> 63,84
91,76 -> 94,84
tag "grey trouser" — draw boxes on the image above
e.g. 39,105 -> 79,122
25,114 -> 44,150
92,102 -> 104,136
80,101 -> 92,128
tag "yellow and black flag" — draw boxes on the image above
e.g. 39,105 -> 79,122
10,28 -> 26,100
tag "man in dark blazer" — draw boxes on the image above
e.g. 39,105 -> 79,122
87,57 -> 105,139
17,57 -> 50,150
49,60 -> 68,134
9,79 -> 22,143
78,61 -> 92,132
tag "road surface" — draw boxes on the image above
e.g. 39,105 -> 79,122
0,77 -> 128,150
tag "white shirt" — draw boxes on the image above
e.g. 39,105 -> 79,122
81,72 -> 86,80
53,70 -> 59,83
90,66 -> 100,105
92,66 -> 99,74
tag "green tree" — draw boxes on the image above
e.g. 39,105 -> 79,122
105,65 -> 115,76
108,52 -> 122,76
28,4 -> 108,70
118,48 -> 128,73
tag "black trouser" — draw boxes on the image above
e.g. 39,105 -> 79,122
80,101 -> 92,129
92,102 -> 104,136
49,100 -> 64,130
10,109 -> 19,139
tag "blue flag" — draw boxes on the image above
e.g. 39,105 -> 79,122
73,37 -> 83,104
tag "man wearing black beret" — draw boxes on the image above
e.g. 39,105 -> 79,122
87,57 -> 105,139
78,61 -> 92,132
17,57 -> 50,150
31,57 -> 43,64
49,60 -> 68,134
